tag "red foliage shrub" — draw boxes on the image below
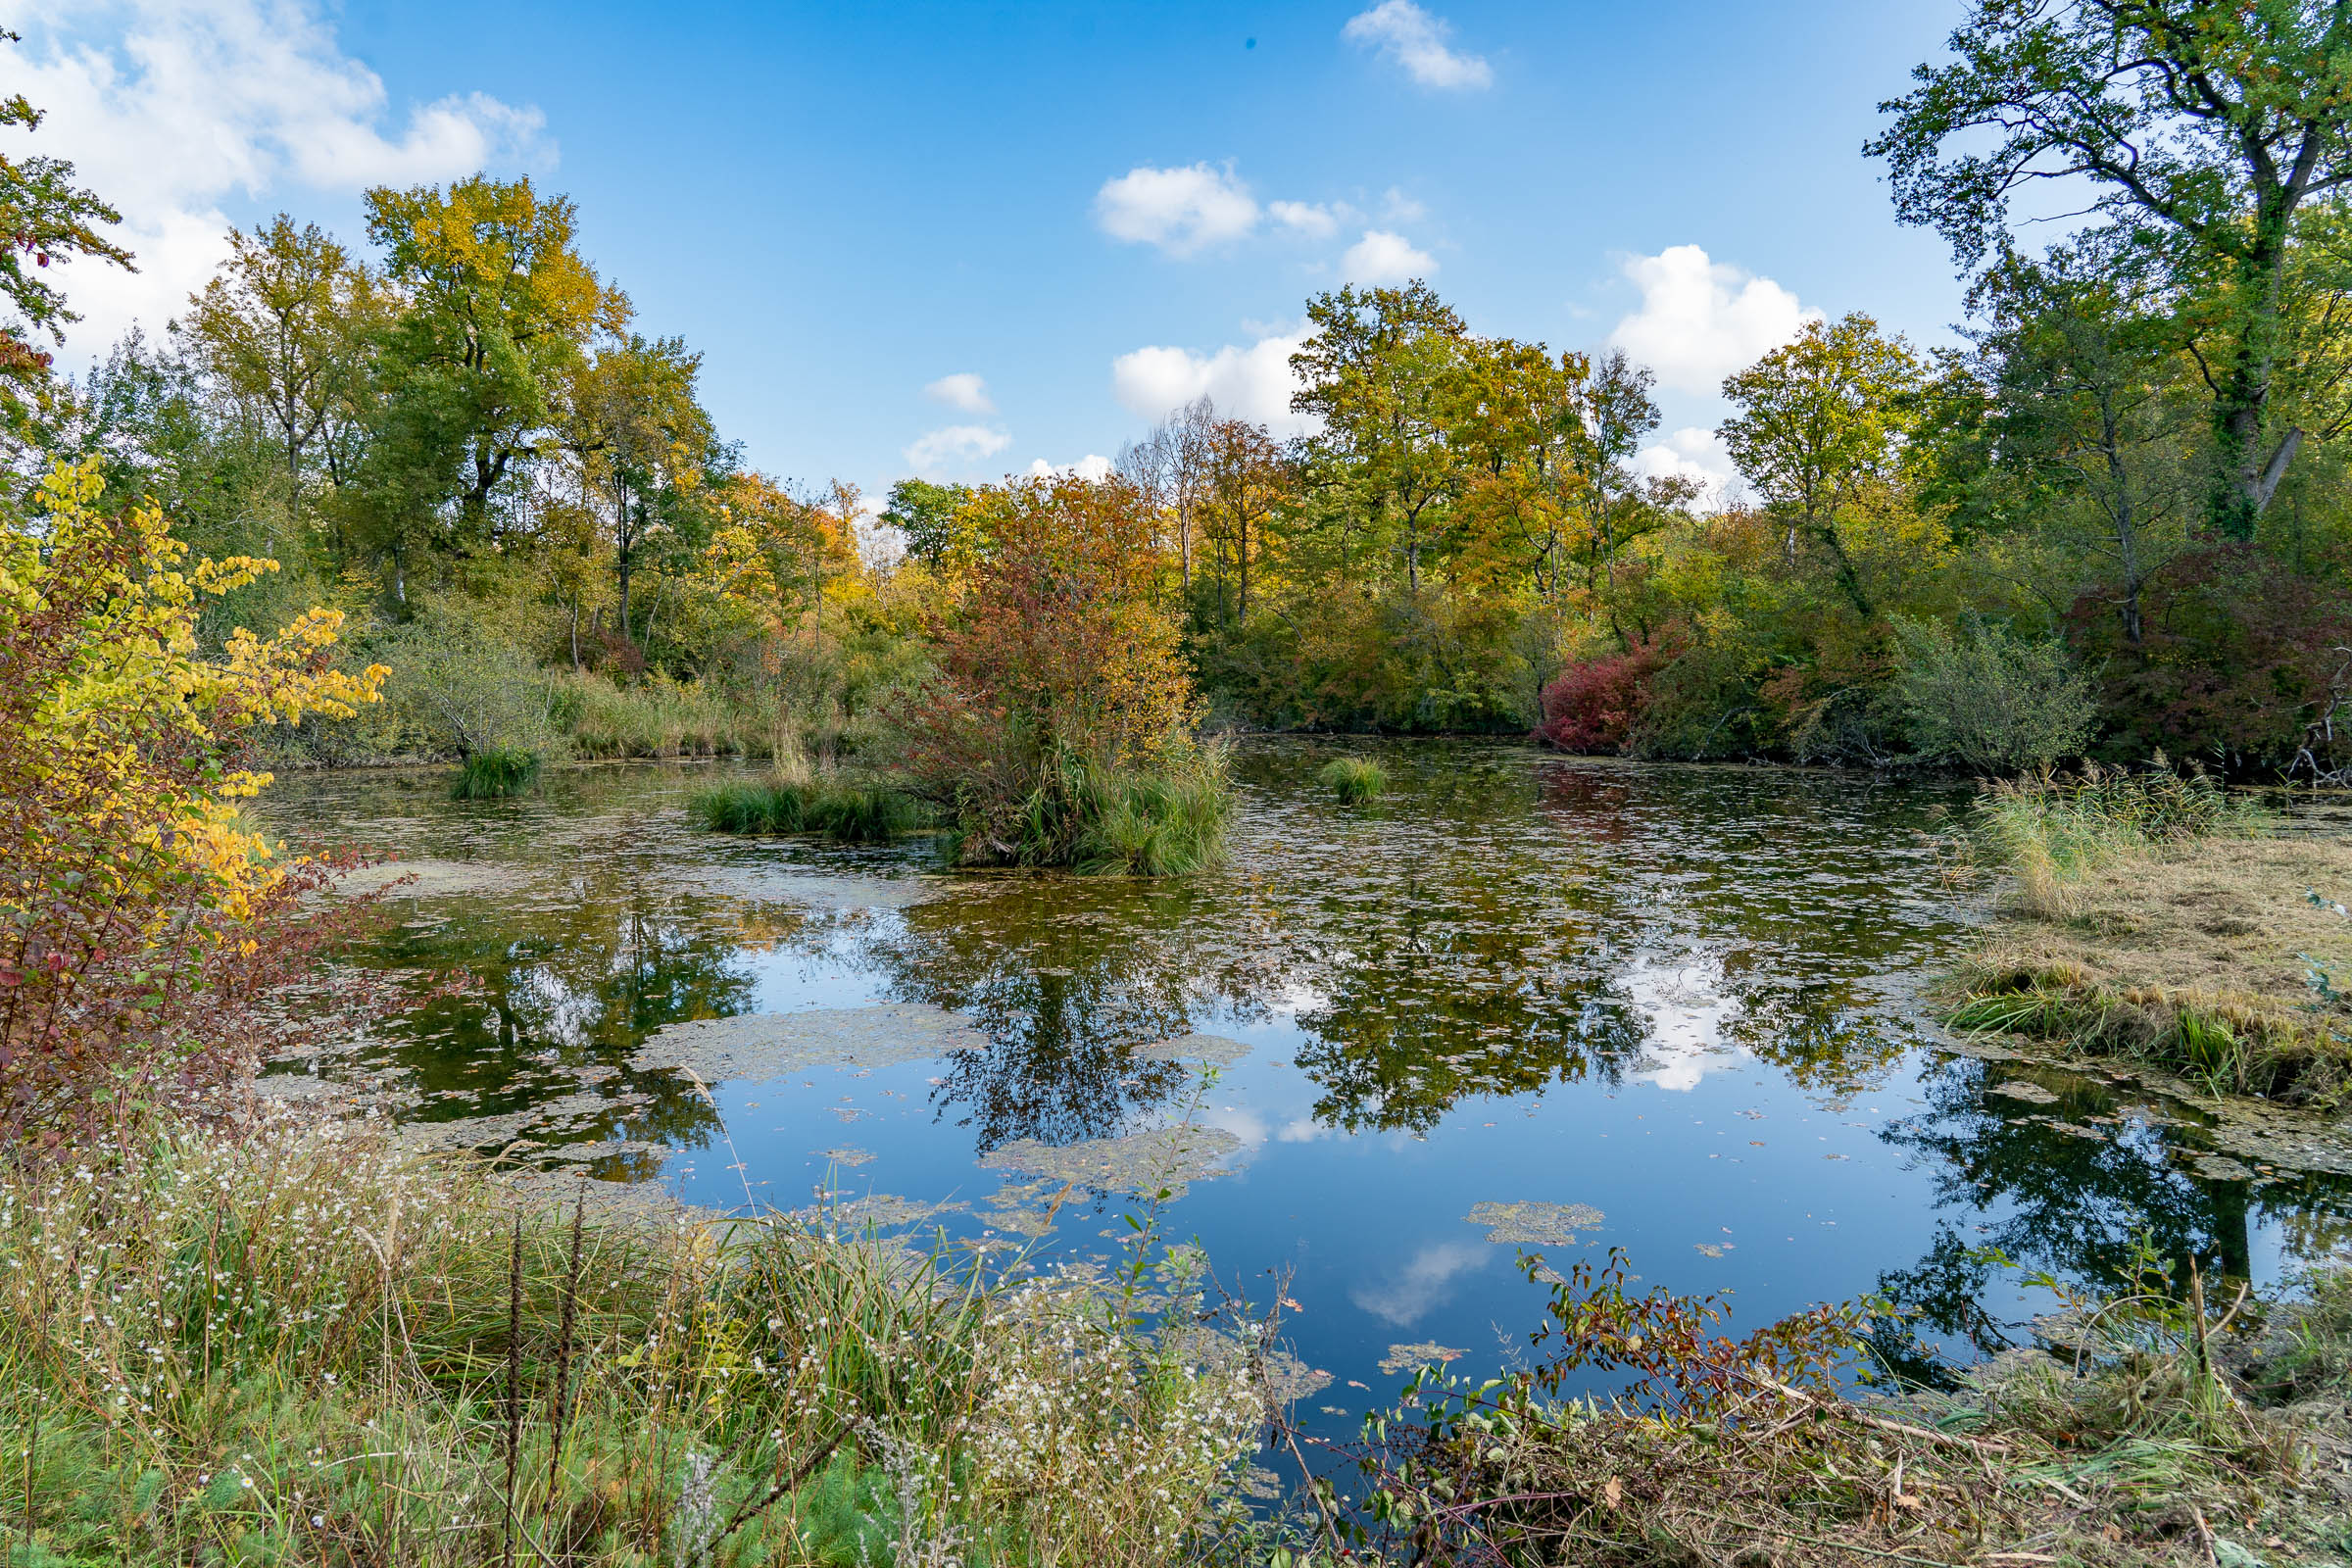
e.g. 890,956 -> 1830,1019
1535,635 -> 1677,754
2066,545 -> 2352,770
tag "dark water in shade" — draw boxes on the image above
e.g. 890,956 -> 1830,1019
257,741 -> 2352,1425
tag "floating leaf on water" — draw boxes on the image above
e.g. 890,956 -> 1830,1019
1988,1081 -> 2060,1104
1132,1033 -> 1252,1066
1693,1243 -> 1726,1257
814,1147 -> 875,1167
980,1125 -> 1244,1198
1378,1342 -> 1468,1375
633,1004 -> 986,1083
1467,1200 -> 1604,1247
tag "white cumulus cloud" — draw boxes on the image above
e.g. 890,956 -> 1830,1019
20,0 -> 552,359
922,371 -> 994,414
1267,199 -> 1347,239
1633,426 -> 1740,504
1342,1 -> 1493,90
904,423 -> 1010,475
1606,244 -> 1820,398
1341,228 -> 1437,285
1111,329 -> 1316,436
1026,454 -> 1113,482
1093,162 -> 1260,258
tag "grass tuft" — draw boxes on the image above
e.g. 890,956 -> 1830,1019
1315,756 -> 1387,807
687,778 -> 928,844
1968,760 -> 2266,919
452,749 -> 543,800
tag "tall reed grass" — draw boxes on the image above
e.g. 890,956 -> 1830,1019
1969,760 -> 2266,919
0,1116 -> 1260,1565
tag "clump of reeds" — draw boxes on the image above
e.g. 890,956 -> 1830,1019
687,778 -> 927,844
1969,759 -> 2266,918
1314,756 -> 1386,807
451,748 -> 543,800
0,1114 -> 1262,1566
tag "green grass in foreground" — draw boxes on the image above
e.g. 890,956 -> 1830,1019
1314,757 -> 1386,807
688,777 -> 928,844
0,1120 -> 1259,1566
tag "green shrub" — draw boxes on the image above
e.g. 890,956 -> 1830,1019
1894,614 -> 2096,774
689,777 -> 927,844
375,597 -> 560,764
1316,756 -> 1387,806
451,747 -> 542,799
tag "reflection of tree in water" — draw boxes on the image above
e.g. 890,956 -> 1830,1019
1872,1054 -> 2352,1358
356,880 -> 761,1152
864,883 -> 1277,1152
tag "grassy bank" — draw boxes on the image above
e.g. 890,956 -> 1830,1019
0,1117 -> 1260,1566
1944,768 -> 2352,1104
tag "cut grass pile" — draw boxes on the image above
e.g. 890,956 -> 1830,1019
688,777 -> 929,845
1945,766 -> 2352,1103
0,1115 -> 1261,1566
1312,1247 -> 2352,1566
1314,756 -> 1386,807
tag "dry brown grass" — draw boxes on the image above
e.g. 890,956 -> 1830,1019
1950,831 -> 2352,1104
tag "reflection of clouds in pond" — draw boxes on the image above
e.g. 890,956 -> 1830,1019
517,964 -> 602,1049
1624,956 -> 1746,1093
1348,1241 -> 1494,1327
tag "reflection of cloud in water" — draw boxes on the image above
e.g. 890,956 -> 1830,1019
1275,1116 -> 1326,1144
1348,1241 -> 1493,1327
1624,956 -> 1746,1093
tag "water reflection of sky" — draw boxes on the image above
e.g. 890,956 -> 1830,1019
261,742 -> 2352,1430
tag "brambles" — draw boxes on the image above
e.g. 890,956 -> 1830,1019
1315,756 -> 1386,806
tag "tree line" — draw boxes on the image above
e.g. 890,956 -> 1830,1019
4,0 -> 2349,780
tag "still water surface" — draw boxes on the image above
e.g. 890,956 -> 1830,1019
259,741 -> 2352,1418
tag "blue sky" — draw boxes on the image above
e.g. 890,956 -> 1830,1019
25,0 -> 1968,501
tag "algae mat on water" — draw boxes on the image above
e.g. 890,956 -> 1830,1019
632,1003 -> 987,1081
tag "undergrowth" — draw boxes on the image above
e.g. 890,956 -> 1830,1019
947,744 -> 1235,877
0,1116 -> 1262,1566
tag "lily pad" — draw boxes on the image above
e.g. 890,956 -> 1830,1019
633,1004 -> 985,1083
1467,1200 -> 1604,1247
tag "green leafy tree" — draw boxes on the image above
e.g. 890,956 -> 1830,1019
1869,0 -> 2352,538
359,175 -> 625,584
879,476 -> 979,566
1291,281 -> 1467,594
0,36 -> 133,475
564,333 -> 715,644
1721,314 -> 1923,619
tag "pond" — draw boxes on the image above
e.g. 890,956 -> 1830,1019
258,740 -> 2352,1426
